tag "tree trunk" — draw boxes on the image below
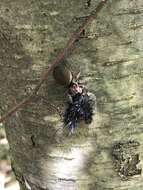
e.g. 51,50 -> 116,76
0,0 -> 143,189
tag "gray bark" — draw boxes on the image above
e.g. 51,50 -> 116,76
0,0 -> 143,189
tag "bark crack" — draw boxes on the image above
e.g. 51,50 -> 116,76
58,178 -> 76,182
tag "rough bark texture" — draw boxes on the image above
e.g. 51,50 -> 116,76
0,0 -> 143,189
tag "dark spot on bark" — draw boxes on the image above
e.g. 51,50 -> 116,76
75,29 -> 86,42
29,38 -> 33,41
85,0 -> 92,8
81,29 -> 86,36
41,39 -> 45,44
43,12 -> 47,16
5,8 -> 9,12
54,48 -> 58,52
112,140 -> 142,179
31,135 -> 36,147
37,49 -> 44,54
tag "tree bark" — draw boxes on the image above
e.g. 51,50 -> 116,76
0,0 -> 143,190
